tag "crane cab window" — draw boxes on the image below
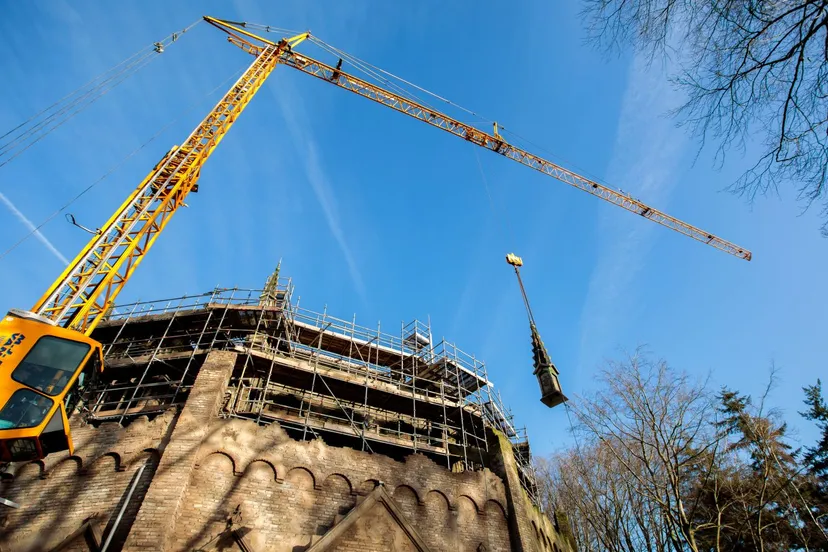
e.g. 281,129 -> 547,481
0,388 -> 54,430
11,336 -> 90,397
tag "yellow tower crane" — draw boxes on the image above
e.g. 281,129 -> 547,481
0,16 -> 749,462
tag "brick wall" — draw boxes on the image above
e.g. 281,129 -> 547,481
488,432 -> 574,552
329,498 -> 415,551
167,416 -> 511,552
121,350 -> 236,552
0,348 -> 574,552
0,411 -> 173,552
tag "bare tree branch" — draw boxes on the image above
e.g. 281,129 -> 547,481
536,350 -> 828,551
583,0 -> 828,234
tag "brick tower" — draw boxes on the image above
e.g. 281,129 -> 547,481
0,268 -> 575,552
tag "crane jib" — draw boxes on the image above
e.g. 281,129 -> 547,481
35,17 -> 750,333
0,15 -> 752,465
273,49 -> 751,261
204,15 -> 750,261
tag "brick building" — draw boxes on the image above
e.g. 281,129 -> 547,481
0,269 -> 575,551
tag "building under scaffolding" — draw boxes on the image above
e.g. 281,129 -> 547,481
86,270 -> 541,506
2,268 -> 578,551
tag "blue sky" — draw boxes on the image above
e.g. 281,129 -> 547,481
1,1 -> 825,457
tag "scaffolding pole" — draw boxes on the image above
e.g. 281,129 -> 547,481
87,278 -> 544,507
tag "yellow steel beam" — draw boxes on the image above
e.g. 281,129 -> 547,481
204,16 -> 750,261
203,16 -> 309,49
276,50 -> 751,261
204,16 -> 277,47
36,15 -> 748,334
33,43 -> 285,332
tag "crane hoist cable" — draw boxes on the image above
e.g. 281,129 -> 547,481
0,55 -> 155,169
0,39 -> 165,144
0,19 -> 200,171
0,64 -> 246,262
0,53 -> 155,156
1,18 -> 200,145
474,148 -> 516,247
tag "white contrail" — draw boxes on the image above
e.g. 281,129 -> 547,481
269,81 -> 368,302
578,49 -> 686,373
0,192 -> 70,265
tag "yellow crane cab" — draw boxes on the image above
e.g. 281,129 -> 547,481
0,310 -> 103,463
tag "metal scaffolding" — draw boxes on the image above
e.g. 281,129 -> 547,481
86,274 -> 540,506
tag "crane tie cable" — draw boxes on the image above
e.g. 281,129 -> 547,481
309,36 -> 492,125
306,33 -> 625,197
0,64 -> 246,262
0,19 -> 200,171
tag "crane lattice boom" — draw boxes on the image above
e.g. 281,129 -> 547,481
0,15 -> 752,465
207,16 -> 751,262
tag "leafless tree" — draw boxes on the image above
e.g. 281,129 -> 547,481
538,352 -> 828,551
540,351 -> 723,551
583,0 -> 828,233
573,351 -> 723,551
544,439 -> 677,552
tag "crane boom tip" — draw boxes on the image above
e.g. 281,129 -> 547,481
506,253 -> 523,267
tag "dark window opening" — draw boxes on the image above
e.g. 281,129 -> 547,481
12,336 -> 90,396
64,355 -> 97,418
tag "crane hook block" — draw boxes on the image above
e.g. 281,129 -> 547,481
505,253 -> 523,267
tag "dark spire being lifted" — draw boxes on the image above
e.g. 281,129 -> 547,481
506,253 -> 568,409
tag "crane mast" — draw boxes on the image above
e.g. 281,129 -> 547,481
0,28 -> 313,464
31,39 -> 293,334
